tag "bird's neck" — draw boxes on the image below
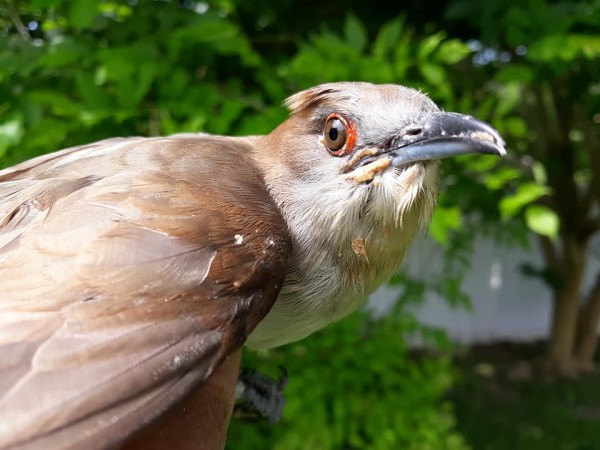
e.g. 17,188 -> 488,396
247,139 -> 439,349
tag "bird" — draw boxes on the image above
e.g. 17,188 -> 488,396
0,82 -> 505,449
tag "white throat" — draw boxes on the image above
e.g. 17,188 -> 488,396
247,162 -> 439,349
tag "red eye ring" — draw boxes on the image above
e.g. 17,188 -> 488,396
322,113 -> 357,156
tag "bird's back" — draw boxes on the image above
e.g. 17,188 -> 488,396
0,135 -> 290,449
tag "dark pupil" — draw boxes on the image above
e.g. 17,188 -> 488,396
329,126 -> 339,141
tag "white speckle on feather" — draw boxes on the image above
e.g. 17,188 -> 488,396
234,234 -> 244,245
266,238 -> 275,246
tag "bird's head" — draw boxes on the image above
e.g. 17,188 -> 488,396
257,81 -> 505,291
251,82 -> 506,349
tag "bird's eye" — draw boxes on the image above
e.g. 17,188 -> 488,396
323,114 -> 355,156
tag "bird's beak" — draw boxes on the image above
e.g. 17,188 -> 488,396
343,112 -> 506,184
387,112 -> 506,167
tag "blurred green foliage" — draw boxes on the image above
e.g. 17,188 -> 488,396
228,312 -> 467,450
1,0 -> 599,447
0,0 -> 279,163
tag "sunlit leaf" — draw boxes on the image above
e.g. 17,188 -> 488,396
435,39 -> 471,64
529,34 -> 600,61
500,182 -> 551,218
532,162 -> 547,185
429,206 -> 462,245
31,0 -> 63,8
418,32 -> 445,60
524,205 -> 559,237
0,115 -> 24,157
483,166 -> 522,190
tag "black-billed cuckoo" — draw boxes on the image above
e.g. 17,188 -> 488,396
0,82 -> 505,449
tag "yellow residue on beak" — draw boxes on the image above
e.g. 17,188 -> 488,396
344,157 -> 391,184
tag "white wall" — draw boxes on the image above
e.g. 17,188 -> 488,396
368,233 -> 600,344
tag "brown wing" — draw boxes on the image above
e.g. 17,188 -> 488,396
0,136 -> 290,449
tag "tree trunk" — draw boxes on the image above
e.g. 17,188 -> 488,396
546,236 -> 587,375
574,272 -> 600,371
548,291 -> 580,374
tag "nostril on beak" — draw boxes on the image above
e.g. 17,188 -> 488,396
405,128 -> 423,136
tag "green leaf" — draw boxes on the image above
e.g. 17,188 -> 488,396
32,0 -> 63,7
75,70 -> 109,108
115,62 -> 157,108
419,63 -> 446,86
98,42 -> 159,81
495,65 -> 536,83
501,116 -> 527,138
528,34 -> 600,62
167,13 -> 260,66
372,18 -> 403,57
27,90 -> 81,117
0,115 -> 24,157
525,205 -> 559,237
21,118 -> 70,156
434,39 -> 471,64
37,39 -> 89,68
99,2 -> 133,20
499,182 -> 550,218
207,99 -> 245,135
391,38 -> 411,79
532,162 -> 547,185
69,0 -> 99,29
418,32 -> 445,60
463,154 -> 500,173
429,206 -> 462,245
483,166 -> 522,190
344,14 -> 368,52
494,82 -> 522,117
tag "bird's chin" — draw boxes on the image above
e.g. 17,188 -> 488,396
376,161 -> 438,191
343,142 -> 442,186
343,156 -> 392,184
344,156 -> 436,187
363,161 -> 440,227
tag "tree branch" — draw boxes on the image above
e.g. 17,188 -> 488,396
4,0 -> 30,41
568,105 -> 600,241
574,271 -> 600,368
539,234 -> 560,272
529,84 -> 551,155
574,105 -> 600,218
542,81 -> 584,239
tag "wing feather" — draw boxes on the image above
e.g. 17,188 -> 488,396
0,136 -> 290,449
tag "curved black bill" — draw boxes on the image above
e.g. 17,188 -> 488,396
389,112 -> 506,167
